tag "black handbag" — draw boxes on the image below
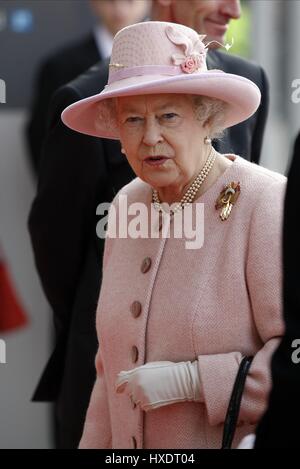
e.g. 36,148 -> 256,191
221,356 -> 253,449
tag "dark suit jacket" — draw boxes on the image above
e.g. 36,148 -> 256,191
28,51 -> 269,447
26,34 -> 100,174
208,50 -> 268,164
255,133 -> 300,448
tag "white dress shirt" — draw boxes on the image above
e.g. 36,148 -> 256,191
93,23 -> 113,60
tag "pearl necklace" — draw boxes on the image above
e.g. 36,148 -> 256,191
152,147 -> 217,214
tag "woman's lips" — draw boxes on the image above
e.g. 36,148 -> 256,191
143,156 -> 170,166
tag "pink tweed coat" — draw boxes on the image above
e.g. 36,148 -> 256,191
79,155 -> 286,449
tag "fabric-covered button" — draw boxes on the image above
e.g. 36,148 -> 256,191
131,301 -> 142,318
141,257 -> 151,273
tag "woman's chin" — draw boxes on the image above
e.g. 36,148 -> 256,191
141,173 -> 175,189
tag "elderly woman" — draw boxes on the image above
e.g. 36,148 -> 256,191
62,21 -> 286,449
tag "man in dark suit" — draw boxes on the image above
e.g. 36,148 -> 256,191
29,61 -> 136,448
28,0 -> 269,448
26,0 -> 150,174
254,133 -> 300,448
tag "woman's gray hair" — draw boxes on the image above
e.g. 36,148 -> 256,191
190,95 -> 227,140
94,95 -> 227,139
94,98 -> 118,136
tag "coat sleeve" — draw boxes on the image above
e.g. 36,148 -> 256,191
255,134 -> 300,447
28,84 -> 111,341
25,57 -> 61,174
250,67 -> 269,164
197,178 -> 286,426
79,345 -> 112,449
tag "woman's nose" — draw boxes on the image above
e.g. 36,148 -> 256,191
142,120 -> 163,146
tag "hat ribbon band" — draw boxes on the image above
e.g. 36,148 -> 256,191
108,65 -> 193,84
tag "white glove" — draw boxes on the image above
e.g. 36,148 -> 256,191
237,434 -> 256,449
115,360 -> 203,412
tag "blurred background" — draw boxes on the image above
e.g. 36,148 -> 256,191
0,0 -> 299,449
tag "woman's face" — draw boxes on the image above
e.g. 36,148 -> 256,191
116,94 -> 209,193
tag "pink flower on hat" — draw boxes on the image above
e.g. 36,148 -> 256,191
165,25 -> 207,74
181,53 -> 205,74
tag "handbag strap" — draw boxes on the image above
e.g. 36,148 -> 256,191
221,356 -> 253,449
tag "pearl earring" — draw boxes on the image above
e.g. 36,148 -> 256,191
121,148 -> 126,154
204,136 -> 212,145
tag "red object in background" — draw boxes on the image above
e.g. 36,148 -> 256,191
0,259 -> 28,332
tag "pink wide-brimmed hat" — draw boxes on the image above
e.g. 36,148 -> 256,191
61,21 -> 261,139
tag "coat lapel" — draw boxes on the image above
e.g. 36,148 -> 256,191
206,50 -> 222,71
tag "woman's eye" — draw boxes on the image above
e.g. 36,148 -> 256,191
126,116 -> 142,123
162,113 -> 178,120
